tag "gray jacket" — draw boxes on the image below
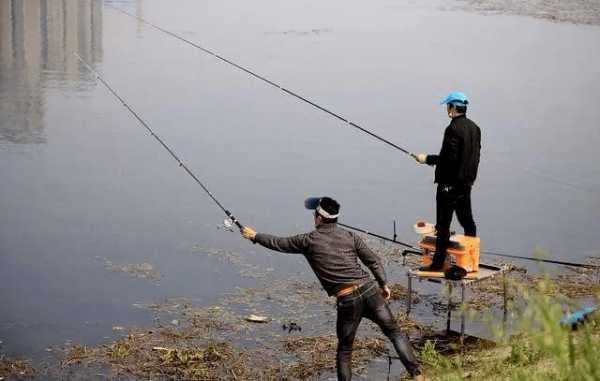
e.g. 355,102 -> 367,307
254,223 -> 387,296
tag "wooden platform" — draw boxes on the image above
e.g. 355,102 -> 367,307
406,263 -> 511,348
409,263 -> 506,284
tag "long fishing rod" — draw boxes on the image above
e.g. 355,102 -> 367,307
339,222 -> 600,269
74,52 -> 244,230
105,4 -> 416,159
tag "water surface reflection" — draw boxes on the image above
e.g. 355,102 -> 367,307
0,0 -> 102,144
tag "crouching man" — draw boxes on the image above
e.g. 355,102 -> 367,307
240,196 -> 424,381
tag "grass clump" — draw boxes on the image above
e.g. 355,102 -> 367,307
420,276 -> 600,381
62,330 -> 257,380
282,335 -> 386,379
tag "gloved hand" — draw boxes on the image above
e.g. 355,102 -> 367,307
414,153 -> 427,164
241,226 -> 257,240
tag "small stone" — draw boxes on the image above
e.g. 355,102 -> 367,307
246,314 -> 269,323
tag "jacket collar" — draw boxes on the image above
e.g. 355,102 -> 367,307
316,222 -> 337,232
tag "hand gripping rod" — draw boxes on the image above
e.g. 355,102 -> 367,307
74,52 -> 244,230
105,4 -> 416,159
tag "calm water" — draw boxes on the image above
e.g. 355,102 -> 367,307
1,0 -> 599,372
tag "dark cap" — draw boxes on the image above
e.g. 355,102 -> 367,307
304,196 -> 340,219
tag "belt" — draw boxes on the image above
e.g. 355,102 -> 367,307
335,280 -> 372,298
335,284 -> 360,298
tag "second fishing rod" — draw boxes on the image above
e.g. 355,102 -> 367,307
106,3 -> 599,198
105,4 -> 416,160
69,55 -> 597,272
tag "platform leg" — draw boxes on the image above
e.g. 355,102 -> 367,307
446,283 -> 453,334
503,272 -> 508,327
460,283 -> 466,350
407,276 -> 413,316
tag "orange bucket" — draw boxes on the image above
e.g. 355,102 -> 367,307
419,235 -> 480,272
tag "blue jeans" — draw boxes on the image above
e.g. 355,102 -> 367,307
336,281 -> 421,380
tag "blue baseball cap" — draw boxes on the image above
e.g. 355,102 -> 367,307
304,197 -> 322,210
440,91 -> 469,106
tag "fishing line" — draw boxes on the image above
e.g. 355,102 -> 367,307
338,223 -> 416,250
74,52 -> 244,230
100,4 -> 595,253
105,3 -> 600,198
339,222 -> 600,269
75,47 -> 594,269
104,4 -> 416,159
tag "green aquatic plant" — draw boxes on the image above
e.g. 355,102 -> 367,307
421,273 -> 600,381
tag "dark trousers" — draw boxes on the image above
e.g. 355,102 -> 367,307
432,184 -> 477,268
336,281 -> 421,380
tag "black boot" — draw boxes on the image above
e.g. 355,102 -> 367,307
419,264 -> 444,272
389,333 -> 422,377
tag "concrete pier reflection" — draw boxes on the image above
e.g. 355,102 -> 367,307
0,0 -> 103,144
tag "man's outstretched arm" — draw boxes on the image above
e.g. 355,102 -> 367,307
242,227 -> 309,254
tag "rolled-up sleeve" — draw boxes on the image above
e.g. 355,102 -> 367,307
354,234 -> 387,287
254,233 -> 310,254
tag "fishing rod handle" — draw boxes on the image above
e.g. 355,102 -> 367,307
227,213 -> 258,244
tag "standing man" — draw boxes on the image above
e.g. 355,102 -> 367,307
240,197 -> 424,381
415,91 -> 481,271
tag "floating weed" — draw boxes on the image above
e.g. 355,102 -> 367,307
60,324 -> 389,380
101,258 -> 160,281
61,327 -> 276,380
0,355 -> 37,379
457,0 -> 600,26
191,246 -> 273,279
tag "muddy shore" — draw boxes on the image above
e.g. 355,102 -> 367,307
458,0 -> 600,25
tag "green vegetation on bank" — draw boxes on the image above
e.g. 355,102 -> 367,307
418,278 -> 600,381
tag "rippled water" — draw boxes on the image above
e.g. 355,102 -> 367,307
1,0 -> 599,377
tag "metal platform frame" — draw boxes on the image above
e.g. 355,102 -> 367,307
406,263 -> 511,348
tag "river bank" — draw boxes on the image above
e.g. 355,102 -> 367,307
420,281 -> 600,381
2,243 -> 598,380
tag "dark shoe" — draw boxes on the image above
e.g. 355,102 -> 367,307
444,265 -> 467,280
418,265 -> 444,272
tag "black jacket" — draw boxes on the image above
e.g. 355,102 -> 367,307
254,223 -> 387,296
426,115 -> 481,186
